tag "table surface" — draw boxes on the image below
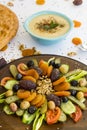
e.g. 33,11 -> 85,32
0,0 -> 87,65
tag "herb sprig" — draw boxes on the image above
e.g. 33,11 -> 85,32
36,17 -> 65,32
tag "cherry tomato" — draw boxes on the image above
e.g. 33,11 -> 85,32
84,92 -> 87,97
70,105 -> 82,122
46,107 -> 61,125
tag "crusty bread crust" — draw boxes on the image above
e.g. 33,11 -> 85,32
0,4 -> 19,50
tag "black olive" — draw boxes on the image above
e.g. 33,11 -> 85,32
15,100 -> 21,107
27,60 -> 34,67
12,84 -> 20,92
28,106 -> 37,114
49,60 -> 61,68
70,90 -> 77,96
70,80 -> 78,86
54,63 -> 61,68
62,97 -> 68,103
16,73 -> 23,80
49,60 -> 55,67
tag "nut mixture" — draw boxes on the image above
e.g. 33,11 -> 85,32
36,75 -> 54,95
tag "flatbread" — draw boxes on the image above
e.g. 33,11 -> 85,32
0,4 -> 19,50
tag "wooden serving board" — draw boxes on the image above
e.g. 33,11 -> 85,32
0,54 -> 87,130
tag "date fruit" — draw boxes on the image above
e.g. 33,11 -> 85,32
19,80 -> 36,90
73,0 -> 83,5
47,94 -> 61,107
50,68 -> 60,82
0,58 -> 7,69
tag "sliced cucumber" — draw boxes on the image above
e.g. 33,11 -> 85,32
22,110 -> 36,124
40,99 -> 47,114
16,108 -> 24,116
61,100 -> 76,115
68,96 -> 87,110
59,111 -> 67,122
4,79 -> 18,90
70,86 -> 87,92
22,111 -> 30,124
59,64 -> 69,74
79,97 -> 86,103
3,105 -> 14,115
5,95 -> 19,104
54,58 -> 61,64
32,59 -> 38,66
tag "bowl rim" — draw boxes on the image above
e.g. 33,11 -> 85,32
24,10 -> 74,41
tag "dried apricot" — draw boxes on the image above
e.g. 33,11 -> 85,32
73,20 -> 81,28
36,0 -> 45,5
39,62 -> 48,75
17,63 -> 28,75
47,65 -> 53,77
36,95 -> 46,107
52,76 -> 66,86
31,94 -> 43,105
54,91 -> 71,96
0,77 -> 13,86
22,48 -> 35,56
30,66 -> 42,76
26,69 -> 39,80
54,82 -> 70,91
25,92 -> 37,102
17,89 -> 30,99
72,37 -> 82,45
39,59 -> 44,66
23,76 -> 36,83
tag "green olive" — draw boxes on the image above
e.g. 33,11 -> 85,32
59,64 -> 69,74
20,100 -> 30,110
10,102 -> 18,112
5,90 -> 13,97
79,78 -> 87,87
48,101 -> 56,110
76,91 -> 84,100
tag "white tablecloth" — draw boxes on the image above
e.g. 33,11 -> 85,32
0,0 -> 87,65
